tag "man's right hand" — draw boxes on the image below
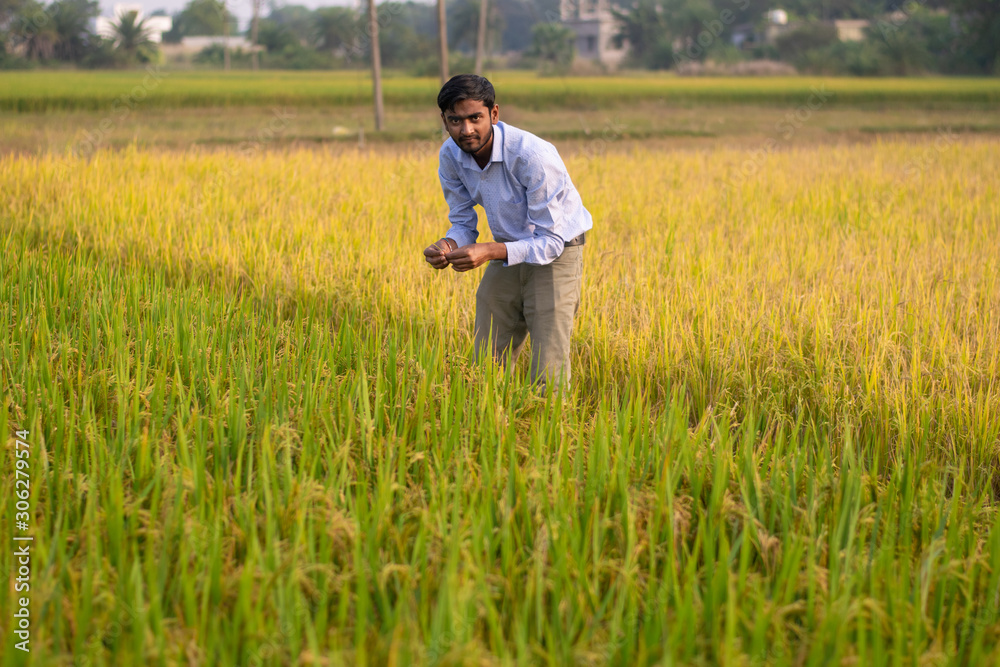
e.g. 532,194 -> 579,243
423,238 -> 456,270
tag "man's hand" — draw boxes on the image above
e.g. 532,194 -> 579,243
424,238 -> 457,270
446,242 -> 507,272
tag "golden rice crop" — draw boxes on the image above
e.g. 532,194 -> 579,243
1,137 -> 998,664
5,139 -> 997,464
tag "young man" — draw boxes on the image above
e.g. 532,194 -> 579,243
423,74 -> 592,390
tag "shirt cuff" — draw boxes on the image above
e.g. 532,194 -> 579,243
503,240 -> 529,266
445,226 -> 478,249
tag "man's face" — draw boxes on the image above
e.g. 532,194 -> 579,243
441,99 -> 499,155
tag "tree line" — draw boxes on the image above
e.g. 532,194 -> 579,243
616,0 -> 1000,74
1,0 -> 997,74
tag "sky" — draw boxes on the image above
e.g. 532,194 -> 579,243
96,0 -> 431,33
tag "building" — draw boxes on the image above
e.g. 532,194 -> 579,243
731,9 -> 793,50
171,36 -> 259,54
560,0 -> 628,70
834,19 -> 870,42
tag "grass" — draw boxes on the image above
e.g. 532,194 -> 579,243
3,102 -> 1000,158
1,70 -> 1000,113
1,137 -> 999,665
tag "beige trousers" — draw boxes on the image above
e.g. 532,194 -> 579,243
473,245 -> 584,389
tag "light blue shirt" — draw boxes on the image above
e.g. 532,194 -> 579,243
438,121 -> 593,266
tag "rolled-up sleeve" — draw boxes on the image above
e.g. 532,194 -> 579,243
504,232 -> 564,267
438,152 -> 479,248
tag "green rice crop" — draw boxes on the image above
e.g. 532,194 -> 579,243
1,71 -> 999,113
1,137 -> 998,665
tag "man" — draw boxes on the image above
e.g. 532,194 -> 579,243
423,74 -> 592,390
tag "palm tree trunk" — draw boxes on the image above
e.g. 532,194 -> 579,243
368,0 -> 384,132
437,0 -> 449,84
251,0 -> 261,71
474,0 -> 488,74
222,0 -> 231,71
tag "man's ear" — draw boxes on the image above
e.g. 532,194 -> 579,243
491,104 -> 500,123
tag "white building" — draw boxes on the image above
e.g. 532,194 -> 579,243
560,0 -> 628,70
834,19 -> 870,42
177,36 -> 258,53
96,4 -> 173,43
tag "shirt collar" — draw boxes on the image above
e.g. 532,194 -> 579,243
460,121 -> 504,170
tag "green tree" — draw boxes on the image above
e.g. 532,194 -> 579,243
612,0 -> 727,68
10,0 -> 58,59
448,0 -> 503,53
313,6 -> 357,56
265,4 -> 314,46
940,0 -> 1000,73
611,0 -> 667,66
255,18 -> 298,53
867,5 -> 962,74
1,0 -> 28,29
162,0 -> 230,43
502,0 -> 560,52
528,21 -> 574,74
109,9 -> 157,62
774,21 -> 839,63
50,0 -> 98,61
350,2 -> 435,68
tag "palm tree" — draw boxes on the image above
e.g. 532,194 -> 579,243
109,9 -> 157,62
221,0 -> 229,70
368,0 -> 384,131
475,0 -> 488,74
51,0 -> 99,62
250,0 -> 262,70
10,0 -> 59,60
437,0 -> 448,83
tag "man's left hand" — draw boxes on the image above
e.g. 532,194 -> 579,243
446,242 -> 507,272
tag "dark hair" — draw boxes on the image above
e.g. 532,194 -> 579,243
437,74 -> 496,113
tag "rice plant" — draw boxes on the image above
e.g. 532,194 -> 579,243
1,136 -> 998,665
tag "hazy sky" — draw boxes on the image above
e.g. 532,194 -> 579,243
97,0 -> 429,32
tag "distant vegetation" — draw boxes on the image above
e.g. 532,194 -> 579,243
1,0 -> 999,75
613,0 -> 1000,75
1,71 -> 999,113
